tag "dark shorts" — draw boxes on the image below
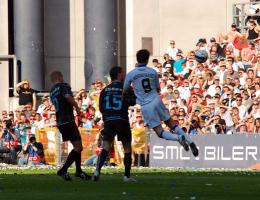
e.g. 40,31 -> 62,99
103,120 -> 132,144
58,122 -> 81,142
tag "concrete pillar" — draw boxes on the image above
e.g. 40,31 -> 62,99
85,0 -> 118,87
0,0 -> 10,111
13,0 -> 44,90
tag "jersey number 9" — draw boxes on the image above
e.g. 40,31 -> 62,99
142,78 -> 152,93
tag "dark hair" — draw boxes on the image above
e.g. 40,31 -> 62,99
5,120 -> 13,129
109,66 -> 122,81
152,58 -> 158,63
29,136 -> 36,143
249,42 -> 255,47
136,49 -> 150,63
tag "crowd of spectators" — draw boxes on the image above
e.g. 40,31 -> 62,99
1,19 -> 260,165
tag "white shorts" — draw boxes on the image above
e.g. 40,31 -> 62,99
141,96 -> 171,128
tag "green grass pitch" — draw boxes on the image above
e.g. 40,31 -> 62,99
0,167 -> 260,200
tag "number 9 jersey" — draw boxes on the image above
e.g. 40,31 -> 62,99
123,65 -> 160,106
99,81 -> 129,122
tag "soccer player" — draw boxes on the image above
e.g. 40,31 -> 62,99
93,66 -> 136,182
50,71 -> 91,181
123,49 -> 199,157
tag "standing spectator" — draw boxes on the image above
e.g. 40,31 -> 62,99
16,80 -> 36,110
246,19 -> 260,41
166,40 -> 179,60
227,23 -> 242,43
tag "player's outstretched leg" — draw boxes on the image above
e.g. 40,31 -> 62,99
172,125 -> 198,157
153,125 -> 189,151
93,148 -> 109,181
165,119 -> 199,157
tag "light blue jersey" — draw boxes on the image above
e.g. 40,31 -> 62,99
123,65 -> 160,106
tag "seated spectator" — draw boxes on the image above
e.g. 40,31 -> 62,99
90,80 -> 104,97
83,130 -> 103,166
37,97 -> 52,117
246,115 -> 255,133
30,113 -> 45,134
79,115 -> 93,128
209,37 -> 225,58
254,118 -> 260,133
76,89 -> 93,110
250,100 -> 260,119
187,115 -> 204,135
173,52 -> 185,75
18,135 -> 45,166
215,119 -> 232,134
16,80 -> 36,111
8,111 -> 15,124
16,121 -> 30,146
241,42 -> 256,70
162,53 -> 174,68
163,85 -> 174,101
1,110 -> 8,121
0,120 -> 22,164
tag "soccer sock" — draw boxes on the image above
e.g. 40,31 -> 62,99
96,149 -> 109,173
159,130 -> 179,141
60,149 -> 77,173
172,125 -> 192,145
74,151 -> 82,174
124,153 -> 132,178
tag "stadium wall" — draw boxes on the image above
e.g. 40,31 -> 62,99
0,0 -> 9,112
125,0 -> 248,71
0,0 -> 249,97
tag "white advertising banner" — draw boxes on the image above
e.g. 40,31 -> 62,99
150,134 -> 260,169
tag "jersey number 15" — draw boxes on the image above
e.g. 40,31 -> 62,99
104,95 -> 122,110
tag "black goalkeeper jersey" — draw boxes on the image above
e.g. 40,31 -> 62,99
99,81 -> 129,122
50,82 -> 75,126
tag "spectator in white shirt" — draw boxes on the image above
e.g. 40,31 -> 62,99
166,40 -> 178,60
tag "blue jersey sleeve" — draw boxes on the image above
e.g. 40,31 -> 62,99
155,72 -> 160,90
123,73 -> 132,91
62,84 -> 73,98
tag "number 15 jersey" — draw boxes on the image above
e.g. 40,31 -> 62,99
123,65 -> 160,106
99,81 -> 129,122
